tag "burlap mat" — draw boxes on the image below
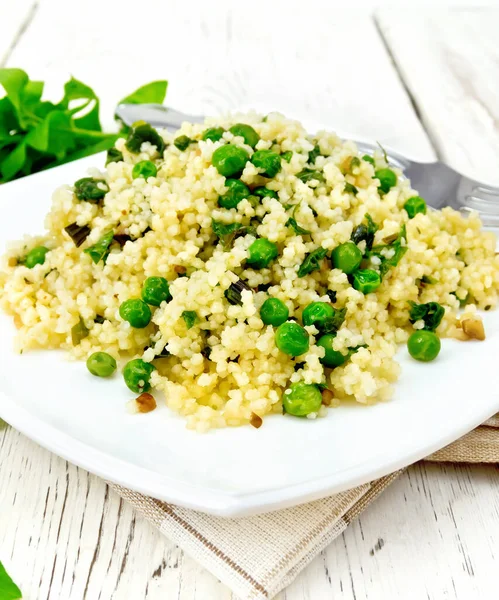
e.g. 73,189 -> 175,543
110,415 -> 499,600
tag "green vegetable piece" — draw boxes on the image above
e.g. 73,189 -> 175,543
86,351 -> 117,377
308,144 -> 321,164
368,224 -> 408,277
296,168 -> 325,184
251,150 -> 282,178
286,218 -> 311,235
0,559 -> 22,600
349,157 -> 361,171
253,186 -> 278,199
409,301 -> 444,332
302,302 -> 346,334
65,223 -> 90,247
106,147 -> 124,165
24,246 -> 49,268
182,310 -> 198,329
247,238 -> 278,269
132,160 -> 157,179
71,316 -> 89,346
326,289 -> 337,303
174,135 -> 194,151
281,151 -> 293,163
84,230 -> 114,264
202,127 -> 225,142
229,123 -> 260,148
363,154 -> 375,165
212,144 -> 249,177
344,182 -> 358,195
407,330 -> 441,362
275,321 -> 310,356
125,121 -> 165,154
283,381 -> 322,416
317,334 -> 348,367
225,279 -> 251,305
331,242 -> 362,274
375,168 -> 397,193
74,177 -> 109,202
297,247 -> 327,277
123,358 -> 155,393
119,298 -> 152,328
218,178 -> 250,209
142,276 -> 172,306
352,269 -> 381,294
119,80 -> 168,105
351,214 -> 378,251
404,195 -> 427,218
260,298 -> 289,326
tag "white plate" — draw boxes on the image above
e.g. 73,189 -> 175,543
0,155 -> 498,517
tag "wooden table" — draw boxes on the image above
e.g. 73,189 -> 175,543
1,3 -> 499,598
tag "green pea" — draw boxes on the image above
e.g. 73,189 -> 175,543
212,145 -> 249,177
407,330 -> 441,362
317,334 -> 348,367
202,127 -> 225,142
331,242 -> 363,274
404,196 -> 427,219
142,276 -> 172,306
218,179 -> 250,209
362,154 -> 375,165
260,298 -> 289,326
174,135 -> 194,151
74,177 -> 109,202
253,186 -> 278,200
123,358 -> 155,393
86,352 -> 117,377
251,150 -> 282,178
24,246 -> 49,268
283,381 -> 322,416
119,298 -> 152,328
125,121 -> 165,154
281,151 -> 293,163
375,168 -> 397,193
275,321 -> 309,356
247,238 -> 278,269
132,160 -> 157,180
302,302 -> 335,333
229,123 -> 260,148
352,269 -> 381,294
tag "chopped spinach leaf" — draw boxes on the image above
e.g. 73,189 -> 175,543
409,301 -> 444,331
297,247 -> 327,277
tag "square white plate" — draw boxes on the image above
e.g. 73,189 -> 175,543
0,154 -> 498,517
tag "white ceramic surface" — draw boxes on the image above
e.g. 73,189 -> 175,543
0,155 -> 498,517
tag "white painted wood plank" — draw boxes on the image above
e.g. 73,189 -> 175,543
377,8 -> 499,183
5,0 -> 434,160
0,0 -> 36,66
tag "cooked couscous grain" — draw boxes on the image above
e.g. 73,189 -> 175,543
1,113 -> 499,431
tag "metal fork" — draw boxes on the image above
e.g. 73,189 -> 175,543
115,103 -> 499,229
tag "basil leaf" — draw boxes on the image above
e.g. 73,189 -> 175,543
286,218 -> 311,235
182,310 -> 198,329
409,301 -> 444,331
84,230 -> 114,264
119,81 -> 168,105
0,560 -> 22,600
297,247 -> 327,277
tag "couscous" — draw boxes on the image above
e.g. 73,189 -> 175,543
1,113 -> 498,431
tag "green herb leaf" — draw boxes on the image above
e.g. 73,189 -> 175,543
297,247 -> 327,277
71,316 -> 89,346
344,182 -> 358,195
368,224 -> 408,277
296,168 -> 325,184
182,310 -> 198,329
286,218 -> 311,235
225,279 -> 251,305
308,144 -> 321,164
0,561 -> 22,600
84,230 -> 114,264
119,81 -> 168,106
351,213 -> 379,251
409,301 -> 444,331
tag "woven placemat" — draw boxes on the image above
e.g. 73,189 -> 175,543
109,414 -> 499,600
